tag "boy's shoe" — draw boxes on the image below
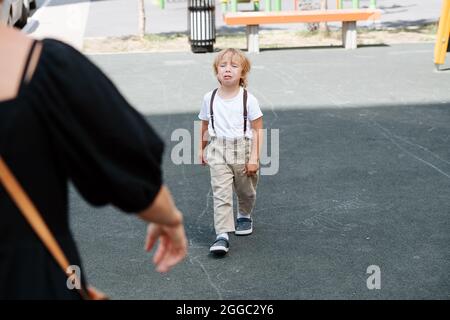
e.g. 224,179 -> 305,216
210,237 -> 229,255
235,217 -> 253,236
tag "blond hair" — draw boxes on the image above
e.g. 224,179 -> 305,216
213,48 -> 251,88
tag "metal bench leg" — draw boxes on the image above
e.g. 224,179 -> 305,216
246,25 -> 260,54
342,21 -> 357,49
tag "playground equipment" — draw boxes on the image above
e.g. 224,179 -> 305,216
224,8 -> 381,53
336,0 -> 376,9
222,0 -> 381,53
221,0 -> 377,13
434,0 -> 450,70
154,0 -> 165,9
221,0 -> 281,13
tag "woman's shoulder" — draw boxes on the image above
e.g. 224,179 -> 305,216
38,38 -> 109,88
41,38 -> 78,53
40,38 -> 89,68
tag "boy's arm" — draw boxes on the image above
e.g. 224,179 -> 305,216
249,116 -> 263,165
199,120 -> 209,165
200,120 -> 209,150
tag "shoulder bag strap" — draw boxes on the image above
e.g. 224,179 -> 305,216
0,156 -> 92,300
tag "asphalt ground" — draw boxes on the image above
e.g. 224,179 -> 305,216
68,43 -> 450,299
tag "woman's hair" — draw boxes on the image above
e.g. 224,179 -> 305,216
213,48 -> 251,88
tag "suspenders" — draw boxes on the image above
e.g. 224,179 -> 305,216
210,88 -> 248,135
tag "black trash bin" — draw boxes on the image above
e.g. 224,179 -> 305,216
188,0 -> 216,53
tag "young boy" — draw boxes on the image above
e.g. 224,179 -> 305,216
198,48 -> 263,255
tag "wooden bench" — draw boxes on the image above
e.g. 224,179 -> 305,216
223,9 -> 382,53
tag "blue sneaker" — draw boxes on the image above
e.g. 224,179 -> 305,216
235,217 -> 253,235
210,237 -> 229,254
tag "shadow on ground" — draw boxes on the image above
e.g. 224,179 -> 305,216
71,102 -> 450,299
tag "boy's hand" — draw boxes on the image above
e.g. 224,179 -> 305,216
198,150 -> 207,166
244,162 -> 259,176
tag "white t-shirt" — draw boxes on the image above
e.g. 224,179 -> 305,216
198,87 -> 263,139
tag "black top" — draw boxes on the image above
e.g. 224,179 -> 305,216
0,39 -> 164,299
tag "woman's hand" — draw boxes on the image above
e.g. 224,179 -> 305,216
144,214 -> 187,273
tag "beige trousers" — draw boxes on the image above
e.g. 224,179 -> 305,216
207,137 -> 259,235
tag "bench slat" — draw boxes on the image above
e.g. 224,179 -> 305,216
224,9 -> 381,25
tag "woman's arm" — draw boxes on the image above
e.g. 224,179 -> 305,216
138,185 -> 182,226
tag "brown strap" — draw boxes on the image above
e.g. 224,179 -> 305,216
210,88 -> 218,132
209,88 -> 248,134
0,156 -> 91,300
243,89 -> 248,134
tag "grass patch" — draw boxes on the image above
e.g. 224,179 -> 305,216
144,33 -> 187,42
385,23 -> 438,34
83,24 -> 438,54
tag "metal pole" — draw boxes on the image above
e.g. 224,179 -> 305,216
231,0 -> 237,12
337,0 -> 343,9
274,0 -> 281,11
352,0 -> 359,9
221,0 -> 228,13
265,0 -> 271,12
254,0 -> 260,11
434,0 -> 450,68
